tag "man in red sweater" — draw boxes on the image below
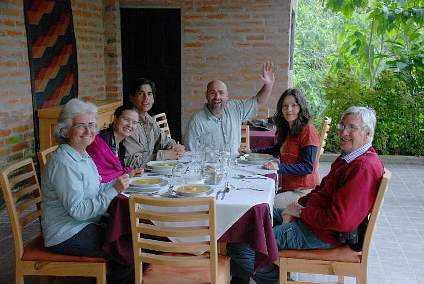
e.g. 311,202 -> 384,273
228,106 -> 384,284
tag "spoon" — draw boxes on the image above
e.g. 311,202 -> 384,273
234,174 -> 267,180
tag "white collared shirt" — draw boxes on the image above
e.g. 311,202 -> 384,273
341,142 -> 373,163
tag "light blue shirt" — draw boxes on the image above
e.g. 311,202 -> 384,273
341,142 -> 372,163
41,144 -> 118,247
184,98 -> 257,155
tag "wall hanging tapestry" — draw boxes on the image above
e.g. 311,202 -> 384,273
24,0 -> 78,109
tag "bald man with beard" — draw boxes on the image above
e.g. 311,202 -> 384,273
184,62 -> 275,155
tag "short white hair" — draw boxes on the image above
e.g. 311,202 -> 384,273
340,106 -> 376,143
54,99 -> 97,144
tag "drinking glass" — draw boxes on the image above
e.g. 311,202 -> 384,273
172,163 -> 187,187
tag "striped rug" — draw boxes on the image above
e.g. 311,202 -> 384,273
24,0 -> 78,109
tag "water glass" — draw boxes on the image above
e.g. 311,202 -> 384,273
172,163 -> 187,186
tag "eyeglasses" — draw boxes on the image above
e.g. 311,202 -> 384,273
72,122 -> 98,130
282,103 -> 299,110
119,116 -> 139,125
336,123 -> 364,132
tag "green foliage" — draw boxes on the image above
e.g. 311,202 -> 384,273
294,0 -> 423,156
293,0 -> 344,123
323,69 -> 424,156
322,69 -> 372,152
325,0 -> 424,85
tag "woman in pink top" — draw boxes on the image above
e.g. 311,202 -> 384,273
87,104 -> 144,183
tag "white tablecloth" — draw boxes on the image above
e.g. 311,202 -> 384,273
125,156 -> 277,242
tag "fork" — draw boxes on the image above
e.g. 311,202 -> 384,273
221,182 -> 231,200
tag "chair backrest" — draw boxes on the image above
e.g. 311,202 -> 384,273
0,159 -> 43,261
152,112 -> 171,139
240,124 -> 250,149
129,196 -> 218,283
361,168 -> 391,260
38,145 -> 58,171
256,105 -> 270,120
316,116 -> 331,166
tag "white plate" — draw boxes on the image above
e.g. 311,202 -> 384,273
245,153 -> 273,161
128,177 -> 168,193
173,184 -> 213,197
146,161 -> 178,174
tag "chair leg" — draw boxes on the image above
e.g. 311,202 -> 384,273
135,262 -> 142,284
97,265 -> 107,284
279,261 -> 288,284
15,272 -> 24,284
356,273 -> 366,284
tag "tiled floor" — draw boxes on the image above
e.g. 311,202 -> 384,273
1,161 -> 423,283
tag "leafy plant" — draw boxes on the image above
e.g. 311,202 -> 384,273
323,69 -> 424,156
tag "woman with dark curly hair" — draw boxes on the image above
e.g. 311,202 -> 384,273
250,88 -> 320,209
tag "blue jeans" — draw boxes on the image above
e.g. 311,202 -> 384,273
48,223 -> 134,284
227,208 -> 333,284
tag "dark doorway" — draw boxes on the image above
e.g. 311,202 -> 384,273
120,8 -> 182,141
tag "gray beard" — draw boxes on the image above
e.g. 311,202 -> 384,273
207,102 -> 225,116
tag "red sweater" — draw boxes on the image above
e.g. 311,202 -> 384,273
298,147 -> 384,244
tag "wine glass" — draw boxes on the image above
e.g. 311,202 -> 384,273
171,163 -> 187,188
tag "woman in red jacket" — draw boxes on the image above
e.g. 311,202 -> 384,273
253,88 -> 320,208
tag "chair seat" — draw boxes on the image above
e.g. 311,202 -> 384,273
279,245 -> 361,263
142,254 -> 230,284
22,235 -> 107,263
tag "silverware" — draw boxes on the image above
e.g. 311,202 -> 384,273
221,182 -> 230,200
235,187 -> 264,191
215,190 -> 223,200
234,174 -> 267,180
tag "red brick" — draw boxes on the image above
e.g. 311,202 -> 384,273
206,14 -> 225,19
196,6 -> 217,13
11,142 -> 28,152
0,129 -> 11,137
185,42 -> 203,48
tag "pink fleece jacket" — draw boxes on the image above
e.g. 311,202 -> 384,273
86,135 -> 133,183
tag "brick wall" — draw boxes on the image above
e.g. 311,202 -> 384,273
119,0 -> 291,134
72,0 -> 107,100
0,0 -> 115,167
0,0 -> 291,169
0,0 -> 34,166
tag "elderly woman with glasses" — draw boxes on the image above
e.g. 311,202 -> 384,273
87,104 -> 144,183
124,77 -> 185,168
41,98 -> 133,284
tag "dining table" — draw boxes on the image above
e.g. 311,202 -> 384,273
102,155 -> 279,272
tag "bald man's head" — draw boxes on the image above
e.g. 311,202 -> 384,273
205,80 -> 229,116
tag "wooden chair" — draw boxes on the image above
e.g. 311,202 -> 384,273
240,124 -> 250,149
316,116 -> 331,169
129,195 -> 230,284
152,112 -> 171,139
276,169 -> 391,284
0,159 -> 107,284
37,144 -> 58,171
256,105 -> 270,120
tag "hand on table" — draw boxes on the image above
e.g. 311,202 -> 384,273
113,174 -> 130,193
263,161 -> 278,170
130,168 -> 144,177
238,146 -> 251,155
164,143 -> 185,160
